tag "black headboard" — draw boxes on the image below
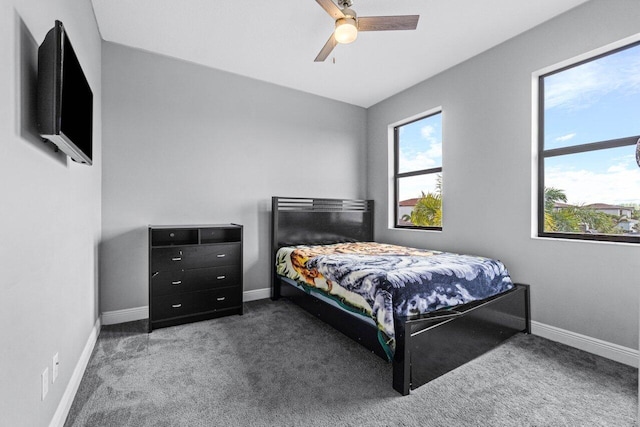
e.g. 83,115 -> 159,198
271,196 -> 374,297
272,196 -> 374,249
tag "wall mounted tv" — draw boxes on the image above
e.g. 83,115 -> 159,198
37,20 -> 93,165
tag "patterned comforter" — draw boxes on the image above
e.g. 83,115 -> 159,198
275,242 -> 514,359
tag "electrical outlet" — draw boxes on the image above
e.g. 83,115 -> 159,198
52,353 -> 59,383
41,367 -> 49,400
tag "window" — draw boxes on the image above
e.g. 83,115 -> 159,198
538,42 -> 640,243
394,111 -> 442,229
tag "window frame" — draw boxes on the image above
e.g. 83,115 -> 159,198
393,111 -> 443,231
537,41 -> 640,244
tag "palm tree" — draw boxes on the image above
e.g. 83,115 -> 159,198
402,191 -> 442,227
544,187 -> 567,211
543,188 -> 622,234
543,187 -> 567,231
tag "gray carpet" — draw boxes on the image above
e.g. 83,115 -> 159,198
65,299 -> 637,426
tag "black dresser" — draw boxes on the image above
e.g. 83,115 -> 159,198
148,224 -> 243,332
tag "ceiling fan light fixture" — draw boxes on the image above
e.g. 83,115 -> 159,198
334,17 -> 358,44
314,0 -> 419,62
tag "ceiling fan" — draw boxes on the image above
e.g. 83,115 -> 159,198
314,0 -> 419,62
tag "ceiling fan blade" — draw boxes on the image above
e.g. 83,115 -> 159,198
316,0 -> 345,20
358,15 -> 419,31
314,34 -> 338,62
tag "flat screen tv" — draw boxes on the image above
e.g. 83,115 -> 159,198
37,20 -> 93,165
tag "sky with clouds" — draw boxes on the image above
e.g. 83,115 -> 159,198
397,113 -> 442,201
543,42 -> 640,206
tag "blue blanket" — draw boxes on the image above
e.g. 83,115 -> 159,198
276,242 -> 514,358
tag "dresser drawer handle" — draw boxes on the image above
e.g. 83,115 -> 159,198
171,280 -> 182,285
216,275 -> 226,280
216,254 -> 226,258
172,257 -> 182,262
172,304 -> 182,308
216,297 -> 226,301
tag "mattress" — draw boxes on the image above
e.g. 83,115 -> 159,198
275,242 -> 514,358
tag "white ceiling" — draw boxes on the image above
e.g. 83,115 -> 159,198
91,0 -> 589,108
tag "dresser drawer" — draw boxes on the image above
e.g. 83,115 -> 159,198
151,247 -> 185,271
190,243 -> 241,267
151,270 -> 185,296
151,266 -> 241,296
151,243 -> 241,272
195,287 -> 242,311
189,265 -> 240,290
151,294 -> 194,320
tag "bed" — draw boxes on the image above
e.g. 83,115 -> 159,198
271,196 -> 531,395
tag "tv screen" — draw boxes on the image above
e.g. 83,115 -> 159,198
37,21 -> 93,165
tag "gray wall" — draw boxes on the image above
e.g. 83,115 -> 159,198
0,0 -> 102,425
367,0 -> 640,350
100,42 -> 367,313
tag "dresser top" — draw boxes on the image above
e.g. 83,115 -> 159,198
149,224 -> 242,229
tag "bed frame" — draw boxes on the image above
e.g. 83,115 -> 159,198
271,196 -> 531,395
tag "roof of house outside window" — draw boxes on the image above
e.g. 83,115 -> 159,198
554,202 -> 634,212
399,198 -> 420,207
585,203 -> 632,210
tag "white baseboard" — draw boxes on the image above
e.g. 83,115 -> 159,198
49,316 -> 101,427
102,306 -> 149,325
100,288 -> 272,325
531,320 -> 638,368
243,287 -> 271,302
